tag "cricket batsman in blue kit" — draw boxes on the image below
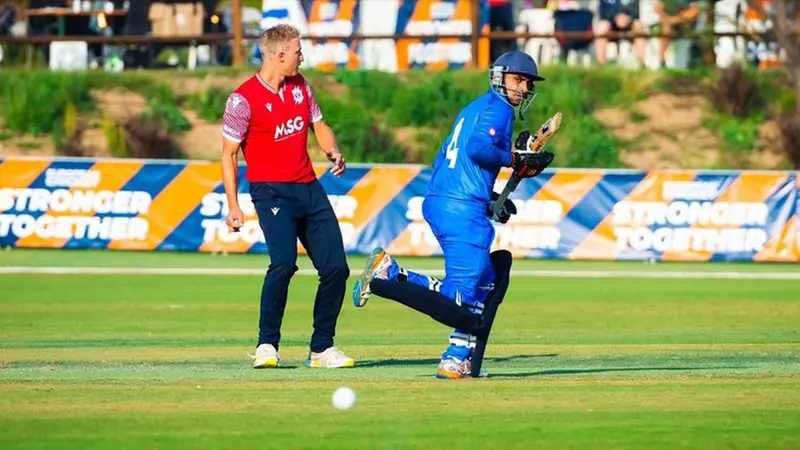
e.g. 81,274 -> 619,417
352,51 -> 556,379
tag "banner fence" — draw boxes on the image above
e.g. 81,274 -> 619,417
0,156 -> 797,262
260,0 -> 491,72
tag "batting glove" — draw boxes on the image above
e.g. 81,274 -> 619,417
514,130 -> 534,152
509,150 -> 554,179
488,191 -> 517,224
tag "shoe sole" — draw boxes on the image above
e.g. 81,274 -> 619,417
304,359 -> 356,368
253,358 -> 279,369
352,247 -> 386,308
435,369 -> 471,379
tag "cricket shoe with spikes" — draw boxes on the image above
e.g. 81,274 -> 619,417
251,343 -> 280,369
435,356 -> 489,379
304,347 -> 355,368
436,356 -> 473,379
352,246 -> 397,308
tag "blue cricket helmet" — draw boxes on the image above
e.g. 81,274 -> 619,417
491,50 -> 545,82
489,51 -> 544,117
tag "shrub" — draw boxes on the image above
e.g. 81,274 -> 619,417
315,91 -> 406,163
142,99 -> 192,134
103,113 -> 129,158
0,73 -> 92,136
555,115 -> 621,169
123,115 -> 185,160
579,67 -> 625,106
186,80 -> 229,122
717,114 -> 761,154
52,101 -> 87,157
708,63 -> 762,118
388,72 -> 473,127
414,129 -> 447,165
333,70 -> 401,111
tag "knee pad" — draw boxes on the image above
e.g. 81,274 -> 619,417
471,250 -> 513,377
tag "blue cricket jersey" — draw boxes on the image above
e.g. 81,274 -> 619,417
426,90 -> 514,207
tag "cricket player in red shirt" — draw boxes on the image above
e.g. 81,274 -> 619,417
221,24 -> 353,369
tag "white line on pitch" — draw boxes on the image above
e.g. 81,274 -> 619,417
1,266 -> 799,280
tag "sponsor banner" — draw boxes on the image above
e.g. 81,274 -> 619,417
743,0 -> 787,70
261,0 -> 489,72
394,0 -> 490,71
0,157 -> 797,262
261,0 -> 361,70
305,0 -> 361,70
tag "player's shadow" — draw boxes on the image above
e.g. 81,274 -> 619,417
489,365 -> 747,378
357,354 -> 557,369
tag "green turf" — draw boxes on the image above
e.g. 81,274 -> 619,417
0,249 -> 798,449
3,247 -> 800,272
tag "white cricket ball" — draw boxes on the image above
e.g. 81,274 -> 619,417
331,387 -> 356,410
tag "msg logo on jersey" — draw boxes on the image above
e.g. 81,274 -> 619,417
274,116 -> 305,140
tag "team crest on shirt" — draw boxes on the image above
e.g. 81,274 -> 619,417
292,86 -> 304,105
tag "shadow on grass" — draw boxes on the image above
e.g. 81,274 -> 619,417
489,366 -> 748,379
356,354 -> 558,368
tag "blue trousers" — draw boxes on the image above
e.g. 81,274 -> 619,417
402,196 -> 496,361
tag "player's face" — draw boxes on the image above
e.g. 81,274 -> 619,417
279,39 -> 304,76
503,73 -> 533,106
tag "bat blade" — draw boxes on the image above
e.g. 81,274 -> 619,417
492,112 -> 563,218
527,112 -> 562,153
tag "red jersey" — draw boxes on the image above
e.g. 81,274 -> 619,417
222,72 -> 323,183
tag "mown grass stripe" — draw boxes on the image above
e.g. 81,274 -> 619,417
2,266 -> 800,280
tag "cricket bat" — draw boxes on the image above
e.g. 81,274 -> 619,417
491,112 -> 562,219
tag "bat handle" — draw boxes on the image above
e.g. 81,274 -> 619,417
492,175 -> 519,216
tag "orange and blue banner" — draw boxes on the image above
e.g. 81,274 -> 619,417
261,0 -> 490,72
303,0 -> 361,70
1,156 -> 797,262
395,0 -> 490,71
261,0 -> 361,70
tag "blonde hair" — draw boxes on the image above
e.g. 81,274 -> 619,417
259,24 -> 301,57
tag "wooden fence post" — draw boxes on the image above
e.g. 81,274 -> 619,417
704,1 -> 717,67
232,0 -> 244,68
471,0 -> 480,68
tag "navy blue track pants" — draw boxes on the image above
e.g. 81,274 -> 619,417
250,180 -> 350,353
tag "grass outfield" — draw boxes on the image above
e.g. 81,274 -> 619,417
0,249 -> 799,449
4,248 -> 800,272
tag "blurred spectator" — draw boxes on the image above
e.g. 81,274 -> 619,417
521,0 -> 549,7
654,0 -> 703,68
489,0 -> 517,62
547,0 -> 582,10
553,6 -> 594,65
0,1 -> 16,36
594,0 -> 646,66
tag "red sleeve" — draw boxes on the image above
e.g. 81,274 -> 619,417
304,80 -> 323,123
222,92 -> 251,143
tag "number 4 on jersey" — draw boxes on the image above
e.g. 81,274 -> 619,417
445,117 -> 465,169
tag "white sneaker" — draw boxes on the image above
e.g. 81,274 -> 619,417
305,346 -> 355,368
252,343 -> 280,369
